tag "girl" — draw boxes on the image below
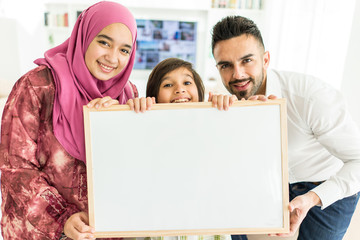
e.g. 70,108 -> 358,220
128,58 -> 233,240
127,57 -> 237,111
0,2 -> 137,240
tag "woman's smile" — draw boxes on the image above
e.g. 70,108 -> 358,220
98,61 -> 117,73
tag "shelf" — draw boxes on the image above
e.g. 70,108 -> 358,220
43,0 -> 267,92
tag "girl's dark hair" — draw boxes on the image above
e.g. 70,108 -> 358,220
146,58 -> 205,102
211,15 -> 265,53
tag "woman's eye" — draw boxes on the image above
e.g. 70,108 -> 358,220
98,40 -> 110,47
121,49 -> 130,55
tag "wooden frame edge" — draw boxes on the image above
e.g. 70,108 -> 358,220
280,99 -> 290,232
84,99 -> 290,237
83,106 -> 96,229
94,227 -> 290,238
85,99 -> 286,112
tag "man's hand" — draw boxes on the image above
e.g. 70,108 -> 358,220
270,191 -> 321,237
247,94 -> 277,101
64,212 -> 95,240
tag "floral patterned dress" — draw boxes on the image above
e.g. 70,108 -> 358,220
0,66 -> 137,240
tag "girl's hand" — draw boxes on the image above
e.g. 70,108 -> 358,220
64,212 -> 95,240
127,97 -> 156,113
87,96 -> 119,109
208,92 -> 238,111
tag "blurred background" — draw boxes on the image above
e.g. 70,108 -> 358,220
1,0 -> 359,127
0,0 -> 360,239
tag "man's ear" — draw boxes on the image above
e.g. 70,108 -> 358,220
263,51 -> 270,69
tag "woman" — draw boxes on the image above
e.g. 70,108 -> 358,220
0,1 -> 137,239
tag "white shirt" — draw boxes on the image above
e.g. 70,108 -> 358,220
266,69 -> 360,209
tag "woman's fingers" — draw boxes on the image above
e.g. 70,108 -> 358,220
64,212 -> 95,240
87,97 -> 119,109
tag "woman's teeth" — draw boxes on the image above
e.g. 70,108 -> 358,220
100,62 -> 114,71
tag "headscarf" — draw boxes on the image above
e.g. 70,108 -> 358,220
34,1 -> 137,163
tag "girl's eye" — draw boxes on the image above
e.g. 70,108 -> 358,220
163,84 -> 172,88
184,81 -> 192,85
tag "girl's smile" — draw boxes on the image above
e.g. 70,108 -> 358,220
171,97 -> 191,103
157,67 -> 199,103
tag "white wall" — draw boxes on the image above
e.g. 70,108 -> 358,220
0,18 -> 21,85
341,0 -> 360,127
0,1 -> 360,239
265,0 -> 356,89
0,0 -> 47,83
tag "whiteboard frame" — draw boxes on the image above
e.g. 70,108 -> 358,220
83,99 -> 289,238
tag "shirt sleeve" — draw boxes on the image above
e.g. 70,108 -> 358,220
304,85 -> 360,209
0,71 -> 80,239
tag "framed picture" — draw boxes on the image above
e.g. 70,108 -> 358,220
83,100 -> 289,238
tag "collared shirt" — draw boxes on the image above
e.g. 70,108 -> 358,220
266,69 -> 360,209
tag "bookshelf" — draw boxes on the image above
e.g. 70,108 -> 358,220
211,0 -> 264,10
44,3 -> 87,48
43,0 -> 267,95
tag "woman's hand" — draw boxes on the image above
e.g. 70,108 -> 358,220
87,96 -> 119,109
64,212 -> 95,240
208,92 -> 238,111
127,97 -> 156,113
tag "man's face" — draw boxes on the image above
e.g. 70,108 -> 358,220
213,35 -> 270,99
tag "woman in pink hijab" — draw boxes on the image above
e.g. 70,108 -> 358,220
0,1 -> 137,239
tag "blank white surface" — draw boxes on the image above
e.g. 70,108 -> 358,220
87,103 -> 285,234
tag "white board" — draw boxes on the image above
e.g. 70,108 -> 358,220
83,100 -> 289,238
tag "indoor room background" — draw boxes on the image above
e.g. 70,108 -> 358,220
0,0 -> 359,239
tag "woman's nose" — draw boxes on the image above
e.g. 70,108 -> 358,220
105,49 -> 118,63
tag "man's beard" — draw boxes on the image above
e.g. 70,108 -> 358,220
227,74 -> 263,100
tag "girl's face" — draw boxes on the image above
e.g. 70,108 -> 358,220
157,67 -> 199,103
85,23 -> 133,81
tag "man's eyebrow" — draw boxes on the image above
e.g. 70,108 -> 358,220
216,53 -> 254,66
216,60 -> 230,66
240,53 -> 254,60
96,34 -> 132,50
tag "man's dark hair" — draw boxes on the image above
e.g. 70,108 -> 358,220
211,15 -> 265,53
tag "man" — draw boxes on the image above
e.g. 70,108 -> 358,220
211,16 -> 360,240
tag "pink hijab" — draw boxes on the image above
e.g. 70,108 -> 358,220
34,1 -> 137,163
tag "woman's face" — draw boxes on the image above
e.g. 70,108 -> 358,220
157,67 -> 199,103
85,23 -> 133,81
